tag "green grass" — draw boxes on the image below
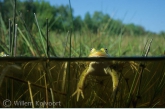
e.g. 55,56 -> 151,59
47,31 -> 165,57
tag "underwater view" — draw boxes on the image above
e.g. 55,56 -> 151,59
0,57 -> 165,107
0,0 -> 165,108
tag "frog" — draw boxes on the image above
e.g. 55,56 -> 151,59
72,48 -> 119,101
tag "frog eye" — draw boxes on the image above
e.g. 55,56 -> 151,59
90,48 -> 96,52
104,48 -> 108,53
90,48 -> 93,51
100,48 -> 108,53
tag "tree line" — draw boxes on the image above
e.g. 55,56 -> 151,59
0,0 -> 163,36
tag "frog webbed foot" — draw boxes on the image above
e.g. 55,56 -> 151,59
72,88 -> 84,101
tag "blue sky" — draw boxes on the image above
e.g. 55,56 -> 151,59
44,0 -> 165,33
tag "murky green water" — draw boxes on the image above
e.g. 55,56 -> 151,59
0,57 -> 165,107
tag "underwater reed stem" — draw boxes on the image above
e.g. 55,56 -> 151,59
28,81 -> 34,108
50,88 -> 55,108
43,73 -> 48,108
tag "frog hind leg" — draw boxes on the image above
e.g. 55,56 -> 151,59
104,67 -> 119,98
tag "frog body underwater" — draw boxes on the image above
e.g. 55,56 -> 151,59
72,48 -> 119,101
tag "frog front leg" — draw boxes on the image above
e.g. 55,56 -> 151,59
72,66 -> 91,101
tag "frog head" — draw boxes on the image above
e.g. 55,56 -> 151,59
88,48 -> 110,57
